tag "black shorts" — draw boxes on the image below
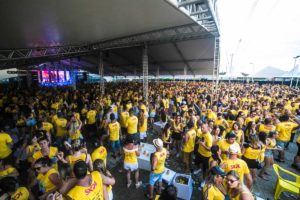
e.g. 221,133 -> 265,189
195,152 -> 210,171
172,132 -> 182,141
242,156 -> 259,169
297,143 -> 300,156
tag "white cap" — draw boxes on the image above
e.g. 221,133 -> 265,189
153,138 -> 163,148
228,144 -> 240,154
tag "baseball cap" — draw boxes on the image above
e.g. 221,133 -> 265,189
153,138 -> 163,148
210,166 -> 226,177
228,144 -> 240,154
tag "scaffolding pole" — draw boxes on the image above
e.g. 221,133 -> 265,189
213,37 -> 220,103
184,66 -> 187,88
142,44 -> 149,102
98,52 -> 104,96
156,66 -> 160,86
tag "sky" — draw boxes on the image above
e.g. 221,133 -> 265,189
217,0 -> 300,76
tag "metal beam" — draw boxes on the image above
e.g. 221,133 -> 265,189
178,0 -> 205,7
142,44 -> 148,102
172,42 -> 195,76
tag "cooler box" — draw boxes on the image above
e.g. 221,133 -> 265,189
172,173 -> 193,200
138,143 -> 156,171
162,167 -> 176,185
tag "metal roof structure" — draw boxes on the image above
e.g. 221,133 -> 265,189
0,0 -> 219,76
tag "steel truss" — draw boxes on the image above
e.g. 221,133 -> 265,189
176,0 -> 219,36
0,23 -> 212,69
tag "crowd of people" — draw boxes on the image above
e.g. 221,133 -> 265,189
0,81 -> 299,200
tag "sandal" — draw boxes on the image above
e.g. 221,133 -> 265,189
258,175 -> 269,181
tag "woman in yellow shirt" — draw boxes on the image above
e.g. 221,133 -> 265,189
161,123 -> 172,150
203,166 -> 227,200
34,157 -> 62,200
171,114 -> 183,157
93,159 -> 116,200
241,134 -> 264,184
123,138 -> 142,188
232,122 -> 244,145
226,170 -> 254,200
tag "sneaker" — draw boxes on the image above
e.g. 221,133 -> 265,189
200,181 -> 205,188
193,169 -> 202,175
127,181 -> 132,188
135,181 -> 142,189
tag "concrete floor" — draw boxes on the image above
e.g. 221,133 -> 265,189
106,131 -> 300,200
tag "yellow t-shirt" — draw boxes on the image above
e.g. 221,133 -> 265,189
0,132 -> 12,159
217,140 -> 241,160
11,187 -> 30,200
258,124 -> 275,134
108,122 -> 120,141
120,112 -> 129,128
67,153 -> 87,166
198,132 -> 213,157
38,168 -> 58,193
123,147 -> 138,164
276,122 -> 298,141
183,129 -> 196,153
67,171 -> 104,200
126,116 -> 138,134
222,158 -> 250,183
139,116 -> 148,133
86,110 -> 97,125
0,166 -> 16,177
55,118 -> 67,137
153,148 -> 167,174
42,122 -> 53,133
203,184 -> 225,200
32,146 -> 58,162
243,146 -> 262,160
91,146 -> 107,165
162,129 -> 171,143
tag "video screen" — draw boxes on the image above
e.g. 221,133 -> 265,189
39,70 -> 71,85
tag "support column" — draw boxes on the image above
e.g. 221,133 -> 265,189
26,70 -> 31,88
142,44 -> 149,102
296,78 -> 299,88
98,52 -> 105,96
70,59 -> 76,90
184,66 -> 187,88
156,66 -> 160,86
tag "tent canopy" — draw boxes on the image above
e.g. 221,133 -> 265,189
0,0 -> 218,76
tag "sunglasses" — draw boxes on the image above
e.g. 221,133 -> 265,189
227,179 -> 238,184
34,166 -> 42,171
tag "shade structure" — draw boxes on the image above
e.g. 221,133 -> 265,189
0,0 -> 219,76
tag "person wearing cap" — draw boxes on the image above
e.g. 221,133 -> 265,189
202,166 -> 226,200
182,120 -> 196,173
67,160 -> 114,200
217,132 -> 241,160
221,144 -> 252,190
147,138 -> 168,200
125,108 -> 139,143
226,170 -> 254,200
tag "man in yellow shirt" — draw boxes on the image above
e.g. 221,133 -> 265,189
138,109 -> 148,143
182,121 -> 196,173
148,138 -> 168,200
67,160 -> 115,200
275,114 -> 300,162
85,106 -> 97,139
120,107 -> 129,138
107,113 -> 121,159
125,108 -> 139,143
0,131 -> 13,160
222,145 -> 252,190
54,113 -> 67,146
0,176 -> 31,200
194,123 -> 212,179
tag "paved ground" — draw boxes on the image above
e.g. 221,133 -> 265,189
106,131 -> 300,200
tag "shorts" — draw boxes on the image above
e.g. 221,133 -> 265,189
110,140 -> 121,152
149,172 -> 163,186
108,190 -> 113,200
124,162 -> 138,171
139,132 -> 147,140
150,112 -> 156,118
172,133 -> 182,141
242,156 -> 259,169
297,143 -> 300,156
276,140 -> 287,149
264,149 -> 273,158
195,152 -> 209,172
